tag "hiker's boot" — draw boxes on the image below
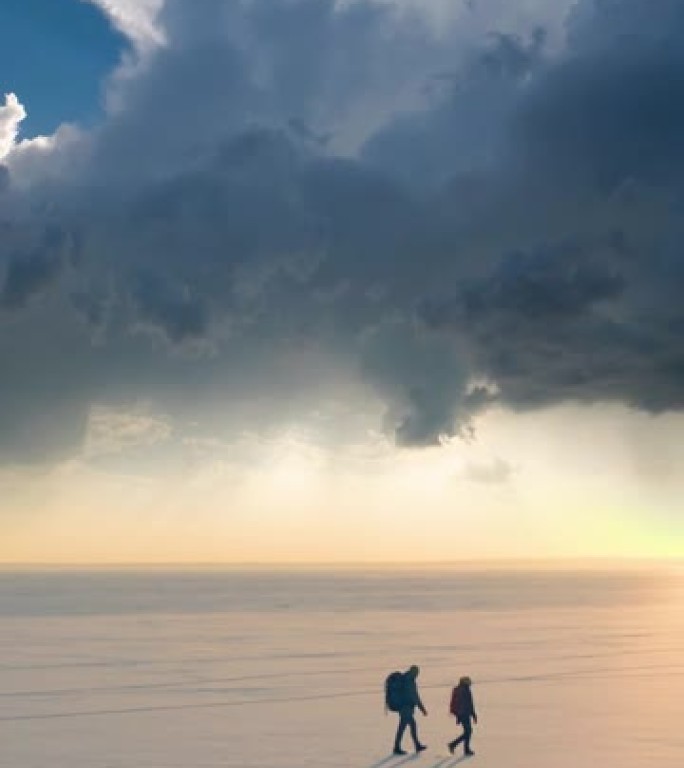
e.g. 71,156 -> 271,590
465,749 -> 475,757
415,744 -> 427,753
393,747 -> 407,756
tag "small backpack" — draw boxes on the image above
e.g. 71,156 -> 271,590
385,671 -> 407,712
449,685 -> 461,716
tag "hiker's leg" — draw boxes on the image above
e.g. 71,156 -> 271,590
451,719 -> 469,752
448,734 -> 461,751
451,720 -> 464,748
394,714 -> 408,750
407,714 -> 419,747
463,719 -> 473,753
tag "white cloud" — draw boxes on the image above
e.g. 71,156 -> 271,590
84,405 -> 173,458
0,94 -> 26,160
459,456 -> 515,484
86,0 -> 166,49
0,93 -> 83,183
3,124 -> 84,187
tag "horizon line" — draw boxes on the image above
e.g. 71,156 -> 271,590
0,555 -> 681,570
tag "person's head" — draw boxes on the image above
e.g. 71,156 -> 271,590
408,665 -> 420,678
459,676 -> 472,687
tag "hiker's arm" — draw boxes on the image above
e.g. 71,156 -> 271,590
416,689 -> 427,716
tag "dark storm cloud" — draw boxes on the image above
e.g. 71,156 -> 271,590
1,0 -> 684,461
406,0 -> 684,417
132,272 -> 208,343
1,251 -> 62,310
0,164 -> 9,192
420,237 -> 648,410
358,318 -> 472,447
0,225 -> 73,310
517,6 -> 684,189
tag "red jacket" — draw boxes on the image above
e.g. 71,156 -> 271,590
450,684 -> 476,721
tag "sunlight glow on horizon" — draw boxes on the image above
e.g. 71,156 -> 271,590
1,405 -> 681,564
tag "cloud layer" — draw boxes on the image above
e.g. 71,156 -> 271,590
1,0 -> 683,462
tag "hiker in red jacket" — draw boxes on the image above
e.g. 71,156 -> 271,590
448,676 -> 478,757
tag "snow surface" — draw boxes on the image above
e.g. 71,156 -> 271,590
1,566 -> 682,767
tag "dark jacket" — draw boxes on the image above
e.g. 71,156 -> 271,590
402,672 -> 425,713
455,684 -> 476,721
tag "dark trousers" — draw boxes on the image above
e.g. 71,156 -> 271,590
449,716 -> 473,754
394,707 -> 419,750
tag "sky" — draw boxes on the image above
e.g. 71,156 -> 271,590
0,0 -> 682,563
0,0 -> 125,135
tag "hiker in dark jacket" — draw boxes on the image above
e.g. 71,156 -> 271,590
394,665 -> 428,755
448,676 -> 478,757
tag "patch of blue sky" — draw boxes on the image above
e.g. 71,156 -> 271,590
0,0 -> 127,137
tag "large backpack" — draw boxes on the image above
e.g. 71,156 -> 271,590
449,685 -> 461,716
385,671 -> 407,712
